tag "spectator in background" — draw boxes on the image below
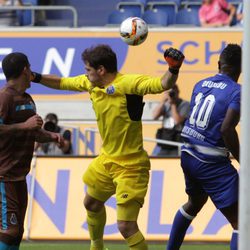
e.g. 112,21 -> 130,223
152,84 -> 190,156
0,0 -> 23,26
35,113 -> 72,155
199,0 -> 236,27
34,0 -> 54,26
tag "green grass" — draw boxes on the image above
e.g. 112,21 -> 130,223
20,241 -> 230,250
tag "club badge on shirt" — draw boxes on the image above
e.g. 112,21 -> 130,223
106,85 -> 115,95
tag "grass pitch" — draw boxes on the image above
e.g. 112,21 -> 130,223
20,241 -> 230,250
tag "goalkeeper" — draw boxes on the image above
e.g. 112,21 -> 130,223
31,44 -> 184,250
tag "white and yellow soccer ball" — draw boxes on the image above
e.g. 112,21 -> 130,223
119,17 -> 148,46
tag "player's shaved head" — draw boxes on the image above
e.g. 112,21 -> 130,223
82,44 -> 117,73
219,44 -> 241,71
2,52 -> 30,81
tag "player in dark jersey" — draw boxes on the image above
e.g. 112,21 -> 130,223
0,52 -> 64,250
167,44 -> 241,250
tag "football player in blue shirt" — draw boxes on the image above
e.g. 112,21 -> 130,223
167,44 -> 241,250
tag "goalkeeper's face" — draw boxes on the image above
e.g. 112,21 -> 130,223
85,62 -> 104,88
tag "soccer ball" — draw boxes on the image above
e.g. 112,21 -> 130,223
120,17 -> 148,46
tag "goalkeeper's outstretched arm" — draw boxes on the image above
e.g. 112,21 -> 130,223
31,72 -> 61,89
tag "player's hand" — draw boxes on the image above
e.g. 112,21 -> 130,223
23,114 -> 43,130
52,133 -> 65,148
164,47 -> 185,71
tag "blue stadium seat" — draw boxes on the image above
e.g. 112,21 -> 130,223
17,0 -> 38,26
107,9 -> 135,25
227,0 -> 242,3
182,0 -> 202,11
142,9 -> 168,26
146,2 -> 177,24
174,8 -> 200,26
117,5 -> 143,17
146,0 -> 182,7
121,0 -> 147,3
117,0 -> 145,17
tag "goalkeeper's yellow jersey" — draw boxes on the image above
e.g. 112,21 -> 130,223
61,73 -> 164,159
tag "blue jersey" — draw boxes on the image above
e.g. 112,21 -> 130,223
181,73 -> 241,163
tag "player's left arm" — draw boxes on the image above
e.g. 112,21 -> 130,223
220,108 -> 240,162
161,48 -> 185,90
34,129 -> 64,148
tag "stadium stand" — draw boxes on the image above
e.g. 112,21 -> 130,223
2,0 -> 245,27
181,0 -> 202,11
142,9 -> 168,26
146,0 -> 182,7
59,0 -> 121,26
174,8 -> 200,26
17,0 -> 37,26
117,0 -> 146,17
107,9 -> 135,25
146,1 -> 178,25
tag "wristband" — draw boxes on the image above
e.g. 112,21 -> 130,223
32,72 -> 42,83
168,68 -> 179,75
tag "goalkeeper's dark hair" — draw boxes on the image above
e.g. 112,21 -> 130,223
220,44 -> 242,71
2,52 -> 30,81
82,44 -> 117,73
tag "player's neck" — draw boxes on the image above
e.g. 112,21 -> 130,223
7,80 -> 27,94
102,72 -> 117,87
219,70 -> 240,82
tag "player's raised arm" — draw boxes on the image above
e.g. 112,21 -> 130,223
161,47 -> 184,90
31,72 -> 61,89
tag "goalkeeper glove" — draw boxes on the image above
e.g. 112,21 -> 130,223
164,47 -> 185,75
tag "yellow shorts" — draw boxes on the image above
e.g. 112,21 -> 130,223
83,153 -> 150,206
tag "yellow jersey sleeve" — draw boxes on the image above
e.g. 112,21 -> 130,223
116,74 -> 164,96
60,75 -> 92,92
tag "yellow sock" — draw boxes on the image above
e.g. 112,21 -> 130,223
126,231 -> 148,250
90,239 -> 104,250
87,207 -> 106,250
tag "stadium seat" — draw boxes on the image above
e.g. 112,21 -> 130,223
146,2 -> 177,25
146,0 -> 182,7
121,0 -> 147,4
117,0 -> 146,17
117,5 -> 143,17
181,0 -> 202,11
174,8 -> 200,26
142,9 -> 168,26
17,0 -> 38,26
227,0 -> 242,3
107,9 -> 135,25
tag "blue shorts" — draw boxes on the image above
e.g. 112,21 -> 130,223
181,152 -> 239,209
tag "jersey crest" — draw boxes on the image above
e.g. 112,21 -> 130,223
106,85 -> 115,95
